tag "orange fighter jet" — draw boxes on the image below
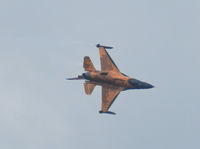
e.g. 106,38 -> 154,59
67,44 -> 154,114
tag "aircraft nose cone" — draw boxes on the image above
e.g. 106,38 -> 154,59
144,83 -> 154,89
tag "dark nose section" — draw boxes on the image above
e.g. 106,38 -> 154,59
143,82 -> 154,89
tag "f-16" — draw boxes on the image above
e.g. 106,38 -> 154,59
67,44 -> 154,114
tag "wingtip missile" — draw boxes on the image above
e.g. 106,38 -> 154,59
96,44 -> 113,49
99,110 -> 116,115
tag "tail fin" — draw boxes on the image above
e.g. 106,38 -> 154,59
83,56 -> 96,72
84,81 -> 96,95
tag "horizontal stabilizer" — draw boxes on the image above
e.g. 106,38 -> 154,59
84,81 -> 96,95
83,56 -> 96,72
99,110 -> 116,115
96,44 -> 113,49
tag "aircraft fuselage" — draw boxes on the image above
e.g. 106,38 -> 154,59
83,71 -> 153,89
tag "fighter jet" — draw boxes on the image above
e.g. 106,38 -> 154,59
67,44 -> 154,114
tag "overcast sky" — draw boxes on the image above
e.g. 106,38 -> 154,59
0,0 -> 200,149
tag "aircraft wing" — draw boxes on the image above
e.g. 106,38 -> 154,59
100,85 -> 123,114
98,45 -> 120,73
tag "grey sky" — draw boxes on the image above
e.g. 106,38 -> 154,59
0,0 -> 200,149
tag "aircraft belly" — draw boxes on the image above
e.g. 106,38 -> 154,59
90,75 -> 112,83
88,71 -> 130,87
90,76 -> 127,87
